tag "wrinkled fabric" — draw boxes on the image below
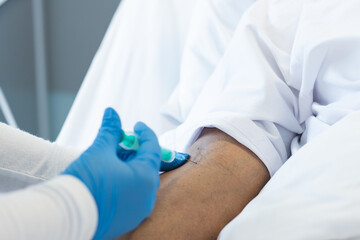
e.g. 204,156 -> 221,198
59,0 -> 360,177
161,0 -> 360,176
161,0 -> 303,175
163,0 -> 258,122
219,111 -> 360,239
0,122 -> 80,192
57,0 -> 198,151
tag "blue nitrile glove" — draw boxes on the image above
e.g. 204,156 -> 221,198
62,108 -> 161,240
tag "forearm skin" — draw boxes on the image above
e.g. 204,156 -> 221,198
118,128 -> 270,240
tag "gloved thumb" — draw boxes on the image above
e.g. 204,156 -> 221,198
93,108 -> 122,150
131,122 -> 161,170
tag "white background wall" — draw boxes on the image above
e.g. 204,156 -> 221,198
0,0 -> 37,134
0,0 -> 121,140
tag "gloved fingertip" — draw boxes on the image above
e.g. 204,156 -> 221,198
102,108 -> 120,126
131,122 -> 161,168
100,108 -> 121,130
94,108 -> 123,148
104,107 -> 115,118
134,121 -> 147,133
134,122 -> 157,143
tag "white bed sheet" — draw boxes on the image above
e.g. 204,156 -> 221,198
219,111 -> 360,239
56,0 -> 198,151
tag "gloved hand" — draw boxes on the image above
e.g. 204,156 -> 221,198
63,108 -> 161,240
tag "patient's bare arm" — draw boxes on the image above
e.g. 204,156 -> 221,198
118,128 -> 270,240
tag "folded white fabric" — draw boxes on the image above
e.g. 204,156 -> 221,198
160,0 -> 304,176
218,111 -> 360,239
163,0 -> 258,122
161,0 -> 360,177
0,123 -> 80,192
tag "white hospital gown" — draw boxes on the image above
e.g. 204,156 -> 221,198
161,0 -> 360,176
164,0 -> 259,122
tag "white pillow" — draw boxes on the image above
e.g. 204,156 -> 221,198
218,111 -> 360,240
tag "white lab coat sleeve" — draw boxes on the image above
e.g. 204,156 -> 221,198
0,122 -> 81,192
160,0 -> 305,176
0,175 -> 98,240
